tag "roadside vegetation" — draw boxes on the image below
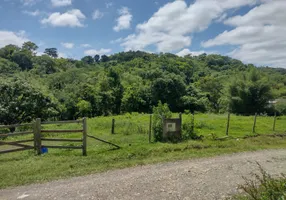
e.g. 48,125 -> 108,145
229,164 -> 286,200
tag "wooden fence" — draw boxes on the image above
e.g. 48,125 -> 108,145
0,118 -> 87,156
0,123 -> 34,154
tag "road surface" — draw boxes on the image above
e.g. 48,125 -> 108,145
1,149 -> 286,200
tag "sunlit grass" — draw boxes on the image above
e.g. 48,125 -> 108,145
0,113 -> 285,189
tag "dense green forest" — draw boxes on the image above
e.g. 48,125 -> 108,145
1,41 -> 286,125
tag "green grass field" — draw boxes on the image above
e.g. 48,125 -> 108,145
0,113 -> 286,189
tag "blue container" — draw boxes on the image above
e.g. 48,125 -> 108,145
41,146 -> 48,154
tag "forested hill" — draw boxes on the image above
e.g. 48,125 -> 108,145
1,42 -> 286,125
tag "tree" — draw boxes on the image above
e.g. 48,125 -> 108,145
151,73 -> 186,112
101,55 -> 109,62
44,48 -> 58,58
76,100 -> 92,117
229,69 -> 273,115
32,55 -> 57,74
198,76 -> 224,113
81,56 -> 94,65
0,79 -> 59,127
107,68 -> 124,114
94,54 -> 100,63
22,41 -> 38,54
121,84 -> 151,113
0,45 -> 20,60
11,50 -> 33,70
0,58 -> 20,74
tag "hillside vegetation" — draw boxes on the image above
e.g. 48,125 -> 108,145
1,42 -> 286,125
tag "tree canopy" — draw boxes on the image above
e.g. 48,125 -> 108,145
1,42 -> 286,124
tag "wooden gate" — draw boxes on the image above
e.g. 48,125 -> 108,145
0,118 -> 87,156
0,123 -> 35,154
36,118 -> 87,156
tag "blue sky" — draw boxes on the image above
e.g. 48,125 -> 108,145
0,0 -> 285,68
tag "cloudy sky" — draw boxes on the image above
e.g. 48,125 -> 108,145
0,0 -> 285,68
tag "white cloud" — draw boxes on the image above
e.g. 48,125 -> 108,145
176,49 -> 207,57
81,44 -> 91,48
58,52 -> 67,58
110,37 -> 123,44
21,0 -> 41,6
51,0 -> 72,7
105,2 -> 113,8
92,9 -> 103,20
84,48 -> 112,56
41,9 -> 86,27
113,7 -> 132,32
121,0 -> 258,52
0,30 -> 29,48
202,0 -> 286,67
23,10 -> 40,16
61,42 -> 74,49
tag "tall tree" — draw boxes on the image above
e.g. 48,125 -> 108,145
229,69 -> 273,115
94,54 -> 100,63
101,55 -> 109,62
11,50 -> 33,70
0,45 -> 20,60
81,56 -> 94,65
44,48 -> 58,58
22,41 -> 38,54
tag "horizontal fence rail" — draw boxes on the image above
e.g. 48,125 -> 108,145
0,123 -> 34,154
41,130 -> 83,133
0,131 -> 34,138
0,123 -> 33,129
41,120 -> 82,125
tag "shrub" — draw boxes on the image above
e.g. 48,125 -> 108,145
182,114 -> 202,140
152,102 -> 172,142
229,164 -> 286,200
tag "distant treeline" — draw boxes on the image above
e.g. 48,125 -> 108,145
1,41 -> 286,125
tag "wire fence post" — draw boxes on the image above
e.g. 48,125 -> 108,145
226,112 -> 230,136
273,112 -> 277,131
252,113 -> 257,134
149,114 -> 152,143
111,118 -> 115,134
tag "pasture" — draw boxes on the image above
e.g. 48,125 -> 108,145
0,113 -> 286,189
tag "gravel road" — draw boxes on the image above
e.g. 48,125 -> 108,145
1,149 -> 286,200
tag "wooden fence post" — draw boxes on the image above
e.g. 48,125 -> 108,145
82,117 -> 87,156
111,119 -> 115,134
252,113 -> 257,134
226,112 -> 230,136
273,112 -> 277,131
35,118 -> 41,155
149,114 -> 152,143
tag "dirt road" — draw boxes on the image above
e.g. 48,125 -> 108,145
1,149 -> 286,200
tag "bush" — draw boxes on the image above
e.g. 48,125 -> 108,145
182,114 -> 202,140
152,102 -> 172,142
182,123 -> 202,140
229,164 -> 286,200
